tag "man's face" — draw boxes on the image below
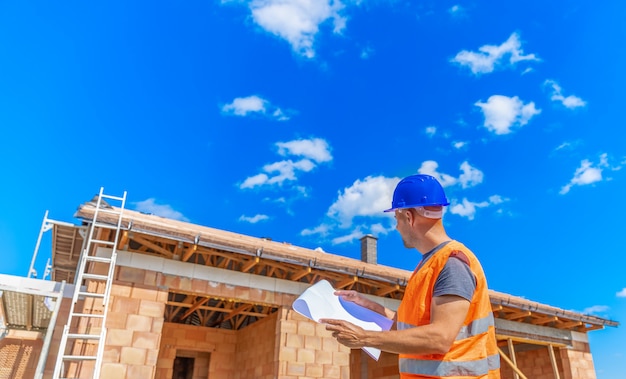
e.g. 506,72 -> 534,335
394,209 -> 414,248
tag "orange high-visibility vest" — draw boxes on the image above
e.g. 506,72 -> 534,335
396,241 -> 500,378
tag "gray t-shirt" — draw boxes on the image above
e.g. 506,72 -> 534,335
416,241 -> 476,302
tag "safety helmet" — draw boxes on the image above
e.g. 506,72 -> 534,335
384,174 -> 449,212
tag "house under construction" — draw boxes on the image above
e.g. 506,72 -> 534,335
0,188 -> 618,379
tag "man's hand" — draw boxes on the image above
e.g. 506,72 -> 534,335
334,290 -> 371,308
321,319 -> 368,349
334,290 -> 396,320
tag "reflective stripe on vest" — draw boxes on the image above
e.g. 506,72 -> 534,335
397,313 -> 495,341
400,354 -> 501,377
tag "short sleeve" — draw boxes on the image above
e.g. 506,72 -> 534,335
433,256 -> 477,301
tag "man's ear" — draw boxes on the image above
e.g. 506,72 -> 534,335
405,208 -> 417,225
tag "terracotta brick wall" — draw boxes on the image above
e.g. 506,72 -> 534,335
42,296 -> 71,378
351,350 -> 399,379
499,346 -> 563,379
278,309 -> 351,379
0,336 -> 42,379
234,311 -> 279,379
156,322 -> 237,379
560,342 -> 596,379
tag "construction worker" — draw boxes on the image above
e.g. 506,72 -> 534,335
322,174 -> 501,378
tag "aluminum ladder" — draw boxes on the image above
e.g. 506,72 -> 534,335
52,188 -> 127,379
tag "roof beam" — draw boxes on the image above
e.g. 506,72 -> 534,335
129,234 -> 174,258
376,284 -> 400,297
241,257 -> 260,273
181,297 -> 210,320
504,311 -> 531,321
531,316 -> 558,325
558,320 -> 583,329
291,267 -> 311,281
336,276 -> 358,290
182,244 -> 197,262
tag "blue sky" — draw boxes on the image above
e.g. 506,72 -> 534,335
1,0 -> 625,377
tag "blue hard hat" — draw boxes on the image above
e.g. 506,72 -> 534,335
384,174 -> 449,212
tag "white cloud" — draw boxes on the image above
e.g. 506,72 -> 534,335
488,195 -> 505,204
276,138 -> 332,163
560,153 -> 609,194
327,175 -> 399,228
425,126 -> 437,137
133,199 -> 189,222
449,198 -> 489,220
475,95 -> 541,135
582,305 -> 610,315
453,141 -> 468,149
544,80 -> 587,109
448,4 -> 467,18
616,288 -> 626,297
451,32 -> 539,75
448,194 -> 509,220
555,141 -> 574,151
246,0 -> 349,58
222,95 -> 290,120
301,223 -> 331,237
239,214 -> 270,223
418,160 -> 483,188
240,173 -> 270,189
418,161 -> 458,187
240,137 -> 332,189
458,161 -> 484,188
331,229 -> 364,245
222,95 -> 265,116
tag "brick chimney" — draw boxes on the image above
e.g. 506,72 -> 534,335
360,234 -> 378,264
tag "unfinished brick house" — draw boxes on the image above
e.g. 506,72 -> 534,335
0,189 -> 618,379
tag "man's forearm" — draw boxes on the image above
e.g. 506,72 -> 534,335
362,326 -> 451,355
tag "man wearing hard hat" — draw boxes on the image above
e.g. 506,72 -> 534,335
322,174 -> 501,379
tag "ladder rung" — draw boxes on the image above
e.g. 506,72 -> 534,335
67,333 -> 101,340
90,238 -> 116,246
84,256 -> 112,263
100,193 -> 125,201
63,355 -> 98,361
78,291 -> 105,298
92,221 -> 119,229
81,273 -> 109,281
71,313 -> 105,318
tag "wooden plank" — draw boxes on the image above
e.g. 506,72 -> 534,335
376,284 -> 400,297
505,310 -> 531,321
181,297 -> 210,320
558,320 -> 583,329
496,335 -> 567,348
548,344 -> 561,379
497,347 -> 529,379
129,234 -> 174,258
507,339 -> 520,379
336,276 -> 358,289
531,316 -> 558,325
241,257 -> 260,273
181,244 -> 197,262
291,267 -> 311,281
